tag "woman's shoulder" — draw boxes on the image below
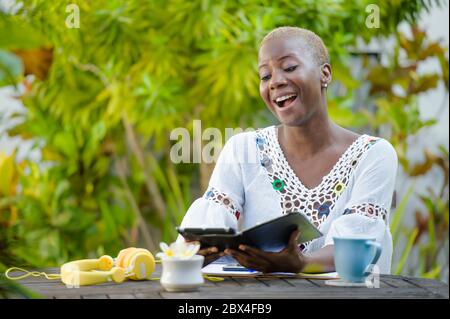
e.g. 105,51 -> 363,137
356,134 -> 398,168
363,134 -> 397,157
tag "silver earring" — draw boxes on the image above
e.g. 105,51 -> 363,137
323,83 -> 328,88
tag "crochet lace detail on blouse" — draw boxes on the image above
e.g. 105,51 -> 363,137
256,126 -> 382,250
343,203 -> 388,221
204,186 -> 241,220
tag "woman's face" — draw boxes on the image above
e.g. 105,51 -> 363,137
258,37 -> 329,126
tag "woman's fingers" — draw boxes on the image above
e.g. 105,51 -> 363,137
225,252 -> 260,271
224,249 -> 270,272
238,244 -> 272,260
224,248 -> 250,263
288,229 -> 300,249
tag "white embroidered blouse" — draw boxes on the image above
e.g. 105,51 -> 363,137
178,125 -> 398,274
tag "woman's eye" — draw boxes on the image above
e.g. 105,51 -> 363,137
284,65 -> 298,72
261,75 -> 271,82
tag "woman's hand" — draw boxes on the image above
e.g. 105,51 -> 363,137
224,230 -> 306,273
192,244 -> 225,266
198,246 -> 225,266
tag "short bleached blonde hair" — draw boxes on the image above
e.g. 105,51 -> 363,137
260,26 -> 330,65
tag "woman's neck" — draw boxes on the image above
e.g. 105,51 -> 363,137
279,114 -> 338,160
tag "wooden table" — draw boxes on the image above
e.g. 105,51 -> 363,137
5,266 -> 449,299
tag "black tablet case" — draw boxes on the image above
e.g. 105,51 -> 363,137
177,212 -> 323,252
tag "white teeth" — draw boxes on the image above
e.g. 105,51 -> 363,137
275,94 -> 297,103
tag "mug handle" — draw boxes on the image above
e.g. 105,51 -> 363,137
364,240 -> 382,276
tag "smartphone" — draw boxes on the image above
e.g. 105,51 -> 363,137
222,264 -> 256,272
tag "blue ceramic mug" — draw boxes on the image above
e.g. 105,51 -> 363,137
333,237 -> 382,283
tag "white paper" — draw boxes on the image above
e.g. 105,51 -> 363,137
202,262 -> 262,276
201,260 -> 339,279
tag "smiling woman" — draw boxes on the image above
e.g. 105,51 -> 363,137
177,26 -> 398,275
258,27 -> 331,127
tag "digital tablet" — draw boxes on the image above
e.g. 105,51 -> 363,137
177,212 -> 323,252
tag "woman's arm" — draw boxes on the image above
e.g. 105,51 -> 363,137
224,230 -> 335,273
178,134 -> 246,266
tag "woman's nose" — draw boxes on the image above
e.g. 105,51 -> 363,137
269,71 -> 288,90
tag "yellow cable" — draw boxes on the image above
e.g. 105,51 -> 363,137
203,275 -> 224,282
5,266 -> 224,282
5,267 -> 61,281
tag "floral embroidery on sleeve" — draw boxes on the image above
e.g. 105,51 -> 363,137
204,186 -> 241,220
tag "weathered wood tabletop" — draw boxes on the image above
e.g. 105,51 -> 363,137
5,266 -> 449,299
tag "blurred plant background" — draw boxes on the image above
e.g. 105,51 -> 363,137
0,0 -> 448,297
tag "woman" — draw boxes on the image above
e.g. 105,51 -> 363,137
178,27 -> 398,274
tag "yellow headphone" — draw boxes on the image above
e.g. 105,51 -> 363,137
4,247 -> 155,287
115,247 -> 156,280
59,247 -> 156,286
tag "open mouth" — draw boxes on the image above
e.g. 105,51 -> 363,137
273,94 -> 298,109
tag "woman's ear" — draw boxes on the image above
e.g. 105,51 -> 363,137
320,63 -> 332,88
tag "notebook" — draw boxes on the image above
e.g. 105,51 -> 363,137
177,212 -> 323,252
201,257 -> 338,280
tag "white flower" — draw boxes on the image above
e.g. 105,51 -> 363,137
156,241 -> 200,260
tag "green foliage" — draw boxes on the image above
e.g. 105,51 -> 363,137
395,228 -> 419,275
363,26 -> 449,280
0,0 -> 447,289
391,182 -> 416,247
